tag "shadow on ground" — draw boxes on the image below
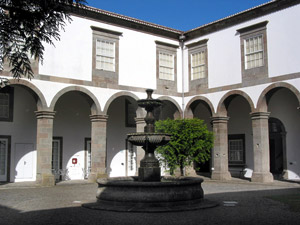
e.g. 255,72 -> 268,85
0,186 -> 299,225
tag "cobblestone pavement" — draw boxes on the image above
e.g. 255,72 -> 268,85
0,179 -> 299,225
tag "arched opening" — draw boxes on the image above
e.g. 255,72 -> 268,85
106,96 -> 138,177
53,91 -> 93,181
189,100 -> 213,175
154,100 -> 181,121
266,87 -> 300,180
0,83 -> 44,182
225,95 -> 253,178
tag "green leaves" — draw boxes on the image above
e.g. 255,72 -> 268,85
0,0 -> 86,80
155,118 -> 213,176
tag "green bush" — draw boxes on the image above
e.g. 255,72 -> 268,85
155,118 -> 213,176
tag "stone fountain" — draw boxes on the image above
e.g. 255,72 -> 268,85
83,89 -> 218,212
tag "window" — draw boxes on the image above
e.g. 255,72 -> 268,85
155,41 -> 178,93
237,21 -> 268,82
186,39 -> 208,91
245,35 -> 263,69
91,26 -> 122,88
0,86 -> 14,122
191,51 -> 206,80
228,134 -> 245,165
96,40 -> 115,72
159,52 -> 174,80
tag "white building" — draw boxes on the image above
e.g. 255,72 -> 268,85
0,0 -> 299,185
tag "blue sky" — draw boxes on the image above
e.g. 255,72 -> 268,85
87,0 -> 272,31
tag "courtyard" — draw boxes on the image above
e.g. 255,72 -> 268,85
0,178 -> 299,225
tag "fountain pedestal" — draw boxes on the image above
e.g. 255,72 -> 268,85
83,89 -> 218,212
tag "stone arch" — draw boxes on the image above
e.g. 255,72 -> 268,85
217,90 -> 255,116
49,86 -> 101,114
184,96 -> 215,118
103,91 -> 139,115
8,79 -> 47,110
157,96 -> 183,119
257,82 -> 300,112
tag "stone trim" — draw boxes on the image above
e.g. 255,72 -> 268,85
35,111 -> 56,119
236,21 -> 269,34
250,112 -> 270,120
90,26 -> 123,37
90,114 -> 109,122
185,72 -> 300,96
0,135 -> 11,182
184,0 -> 300,40
239,21 -> 268,84
211,116 -> 229,123
49,86 -> 101,114
187,39 -> 209,92
0,86 -> 14,122
216,90 -> 255,116
154,41 -> 179,49
184,96 -> 215,118
256,82 -> 300,112
92,26 -> 121,88
156,41 -> 178,95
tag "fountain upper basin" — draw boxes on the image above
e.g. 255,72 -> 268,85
127,133 -> 171,146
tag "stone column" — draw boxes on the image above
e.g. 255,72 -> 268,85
88,115 -> 108,182
135,117 -> 146,175
211,116 -> 231,180
250,112 -> 273,182
35,111 -> 56,186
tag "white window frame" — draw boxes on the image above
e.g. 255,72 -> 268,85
159,51 -> 175,81
191,50 -> 206,80
244,34 -> 264,69
96,39 -> 116,72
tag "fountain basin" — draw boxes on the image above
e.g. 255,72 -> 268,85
83,176 -> 218,212
127,133 -> 171,146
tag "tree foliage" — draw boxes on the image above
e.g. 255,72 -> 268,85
155,118 -> 213,176
0,0 -> 86,80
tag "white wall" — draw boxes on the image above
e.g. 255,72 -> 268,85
53,92 -> 91,180
268,88 -> 300,180
39,16 -> 180,91
184,4 -> 300,90
107,97 -> 137,177
0,86 -> 37,182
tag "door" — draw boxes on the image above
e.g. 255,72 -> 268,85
85,138 -> 91,179
52,138 -> 62,181
269,118 -> 285,176
0,137 -> 10,182
15,143 -> 34,180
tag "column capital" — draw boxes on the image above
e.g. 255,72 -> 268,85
90,114 -> 108,122
211,116 -> 229,124
135,117 -> 145,124
250,112 -> 270,120
35,111 -> 56,119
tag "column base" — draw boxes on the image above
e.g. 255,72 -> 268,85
185,166 -> 197,176
36,173 -> 55,186
211,171 -> 231,180
282,170 -> 289,180
88,172 -> 108,183
251,172 -> 273,183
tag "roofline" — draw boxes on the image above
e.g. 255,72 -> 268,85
184,0 -> 300,40
68,0 -> 300,41
68,4 -> 183,40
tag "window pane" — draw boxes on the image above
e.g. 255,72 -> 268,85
96,39 -> 115,72
159,52 -> 174,80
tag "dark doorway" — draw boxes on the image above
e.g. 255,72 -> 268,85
268,117 -> 286,176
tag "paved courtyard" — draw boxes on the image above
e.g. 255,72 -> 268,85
0,178 -> 299,225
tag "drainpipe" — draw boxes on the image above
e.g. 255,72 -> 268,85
179,34 -> 186,119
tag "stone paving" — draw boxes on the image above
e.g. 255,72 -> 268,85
0,178 -> 299,225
